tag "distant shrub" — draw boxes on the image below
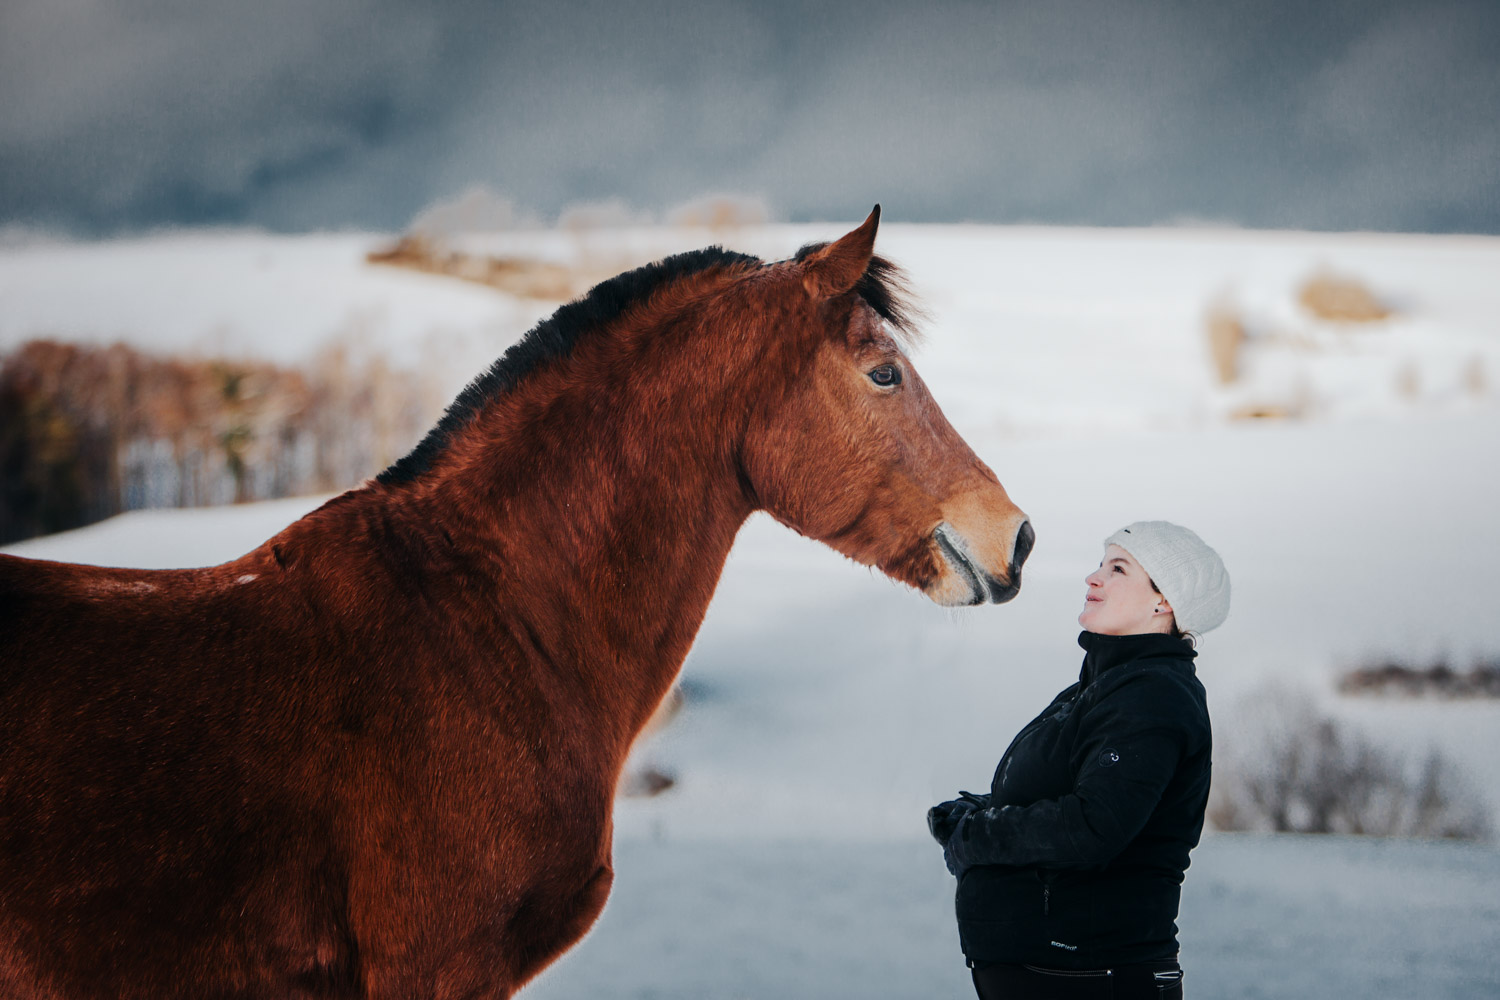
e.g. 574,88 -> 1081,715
1462,355 -> 1487,397
1297,269 -> 1391,323
367,236 -> 587,301
557,198 -> 650,231
1202,301 -> 1246,385
1225,378 -> 1315,422
1208,685 -> 1491,841
666,194 -> 771,230
619,683 -> 685,799
1225,402 -> 1302,421
619,766 -> 677,798
407,185 -> 521,238
1338,655 -> 1500,699
0,339 -> 437,544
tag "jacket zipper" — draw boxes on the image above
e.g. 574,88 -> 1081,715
1043,885 -> 1050,916
993,689 -> 1080,792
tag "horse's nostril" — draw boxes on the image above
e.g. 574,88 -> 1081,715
1013,520 -> 1035,569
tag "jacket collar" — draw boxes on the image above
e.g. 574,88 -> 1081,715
1077,630 -> 1195,686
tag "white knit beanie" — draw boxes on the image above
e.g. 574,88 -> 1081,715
1104,521 -> 1231,636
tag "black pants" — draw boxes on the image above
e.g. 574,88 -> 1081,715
970,959 -> 1183,1000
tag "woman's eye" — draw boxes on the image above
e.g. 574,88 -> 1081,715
1112,565 -> 1125,574
868,364 -> 902,387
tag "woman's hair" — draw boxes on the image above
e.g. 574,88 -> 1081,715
1149,578 -> 1197,648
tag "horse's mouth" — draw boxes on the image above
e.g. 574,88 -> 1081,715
934,523 -> 1020,606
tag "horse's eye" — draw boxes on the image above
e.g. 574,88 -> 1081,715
868,364 -> 902,387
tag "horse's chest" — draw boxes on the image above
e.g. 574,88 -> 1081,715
456,737 -> 618,876
427,769 -> 617,989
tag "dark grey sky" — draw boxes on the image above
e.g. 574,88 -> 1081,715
2,0 -> 1497,234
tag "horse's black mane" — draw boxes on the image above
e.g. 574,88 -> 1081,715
378,247 -> 757,484
378,241 -> 917,485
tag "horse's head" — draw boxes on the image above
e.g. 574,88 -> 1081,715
739,206 -> 1032,607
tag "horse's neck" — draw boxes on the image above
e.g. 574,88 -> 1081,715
407,354 -> 754,742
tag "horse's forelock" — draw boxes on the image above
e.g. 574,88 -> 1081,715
791,242 -> 923,347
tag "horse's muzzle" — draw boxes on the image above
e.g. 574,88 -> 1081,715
933,519 -> 1033,606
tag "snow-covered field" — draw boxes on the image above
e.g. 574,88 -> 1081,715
4,224 -> 1499,997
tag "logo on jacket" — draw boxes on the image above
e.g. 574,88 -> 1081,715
1098,748 -> 1121,767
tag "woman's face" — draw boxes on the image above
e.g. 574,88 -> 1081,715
1078,544 -> 1174,636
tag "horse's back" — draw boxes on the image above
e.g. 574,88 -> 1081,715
0,551 -> 237,683
0,550 -> 349,999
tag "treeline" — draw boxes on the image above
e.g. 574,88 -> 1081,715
0,339 -> 438,544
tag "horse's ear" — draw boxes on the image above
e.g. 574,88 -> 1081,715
802,204 -> 880,299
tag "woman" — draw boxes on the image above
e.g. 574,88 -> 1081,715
930,521 -> 1230,1000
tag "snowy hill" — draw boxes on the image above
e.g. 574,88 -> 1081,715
4,224 -> 1499,997
6,224 -> 1499,433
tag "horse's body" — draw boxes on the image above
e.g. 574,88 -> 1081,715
0,209 -> 1031,999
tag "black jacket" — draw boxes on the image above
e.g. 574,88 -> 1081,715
949,631 -> 1211,968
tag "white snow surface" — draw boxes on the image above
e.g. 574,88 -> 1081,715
4,224 -> 1500,997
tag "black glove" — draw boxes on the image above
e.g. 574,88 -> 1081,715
943,811 -> 973,876
945,801 -> 1004,877
927,800 -> 968,843
927,791 -> 989,844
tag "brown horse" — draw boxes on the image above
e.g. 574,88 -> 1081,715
0,207 -> 1032,999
